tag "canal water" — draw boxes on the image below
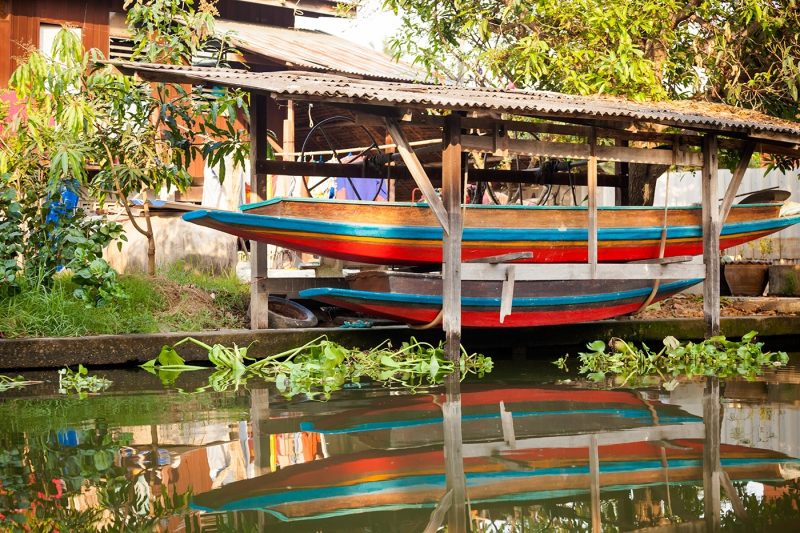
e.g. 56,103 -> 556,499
1,353 -> 799,531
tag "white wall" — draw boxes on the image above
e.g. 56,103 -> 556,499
653,167 -> 800,260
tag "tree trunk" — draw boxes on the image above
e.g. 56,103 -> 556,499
142,200 -> 156,276
627,163 -> 669,205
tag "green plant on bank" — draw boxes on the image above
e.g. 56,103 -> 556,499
0,267 -> 248,338
142,336 -> 494,399
58,365 -> 112,398
554,331 -> 788,389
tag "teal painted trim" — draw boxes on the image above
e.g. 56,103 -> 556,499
238,196 -> 781,212
299,411 -> 700,434
191,457 -> 793,513
300,279 -> 701,308
185,207 -> 800,243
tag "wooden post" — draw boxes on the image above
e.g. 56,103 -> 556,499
589,434 -> 602,532
249,388 -> 270,476
588,128 -> 598,278
703,377 -> 721,532
702,135 -> 720,337
442,114 -> 467,532
250,92 -> 270,329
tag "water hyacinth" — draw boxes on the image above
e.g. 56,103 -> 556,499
554,331 -> 788,390
142,336 -> 493,399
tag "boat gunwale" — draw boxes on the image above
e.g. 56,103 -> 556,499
240,196 -> 784,212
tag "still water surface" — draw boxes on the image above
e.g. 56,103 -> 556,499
1,354 -> 799,531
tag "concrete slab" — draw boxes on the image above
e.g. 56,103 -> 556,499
2,316 -> 798,370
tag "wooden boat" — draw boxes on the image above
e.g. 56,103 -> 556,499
190,439 -> 799,521
181,197 -> 800,265
299,271 -> 702,327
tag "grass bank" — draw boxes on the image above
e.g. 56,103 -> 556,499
0,263 -> 249,338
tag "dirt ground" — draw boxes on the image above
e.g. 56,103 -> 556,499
634,294 -> 800,319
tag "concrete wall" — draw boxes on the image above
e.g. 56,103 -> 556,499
653,167 -> 800,260
105,213 -> 238,274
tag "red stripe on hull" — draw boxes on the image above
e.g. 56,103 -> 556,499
229,228 -> 773,265
316,300 -> 656,328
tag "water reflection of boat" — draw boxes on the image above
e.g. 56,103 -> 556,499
182,197 -> 800,265
297,385 -> 699,447
190,439 -> 799,521
300,272 -> 701,327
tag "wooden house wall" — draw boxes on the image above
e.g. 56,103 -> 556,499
5,0 -> 112,85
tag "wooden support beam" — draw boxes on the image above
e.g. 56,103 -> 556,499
442,114 -> 467,533
249,92 -> 270,330
460,262 -> 706,281
703,378 -> 722,533
255,159 -> 627,187
588,129 -> 598,277
719,141 -> 756,224
589,434 -> 602,533
386,118 -> 450,232
702,135 -> 721,337
462,135 -> 704,166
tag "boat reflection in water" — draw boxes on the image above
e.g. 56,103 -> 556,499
190,380 -> 800,531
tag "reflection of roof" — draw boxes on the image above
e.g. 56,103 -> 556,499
216,20 -> 423,82
109,63 -> 800,142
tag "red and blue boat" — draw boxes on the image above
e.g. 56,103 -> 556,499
299,271 -> 702,327
190,438 -> 798,521
182,197 -> 800,265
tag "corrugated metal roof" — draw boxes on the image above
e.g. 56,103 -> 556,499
110,62 -> 800,141
216,20 -> 423,82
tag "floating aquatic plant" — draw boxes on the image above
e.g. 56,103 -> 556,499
142,336 -> 493,399
554,331 -> 788,390
0,374 -> 41,392
58,364 -> 112,397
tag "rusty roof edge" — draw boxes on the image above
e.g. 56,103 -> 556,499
104,62 -> 800,142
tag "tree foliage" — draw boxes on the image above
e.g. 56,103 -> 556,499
384,0 -> 800,119
1,0 -> 248,296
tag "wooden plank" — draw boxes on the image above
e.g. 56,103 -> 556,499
386,118 -> 450,233
462,423 -> 705,457
589,434 -> 602,533
499,401 -> 516,447
499,265 -> 515,323
719,141 -> 756,224
588,129 -> 598,277
466,251 -> 534,263
461,263 -> 706,281
703,378 -> 721,532
422,489 -> 453,533
721,469 -> 748,520
462,135 -> 704,166
702,135 -> 721,337
250,92 -> 270,330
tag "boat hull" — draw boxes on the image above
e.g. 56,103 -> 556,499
182,198 -> 800,265
300,275 -> 702,328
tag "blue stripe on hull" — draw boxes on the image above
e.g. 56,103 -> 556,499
183,209 -> 800,243
299,279 -> 701,308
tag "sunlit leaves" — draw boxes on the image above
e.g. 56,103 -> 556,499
383,0 -> 800,118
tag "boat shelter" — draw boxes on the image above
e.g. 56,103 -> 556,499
111,62 -> 800,339
110,62 -> 800,532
